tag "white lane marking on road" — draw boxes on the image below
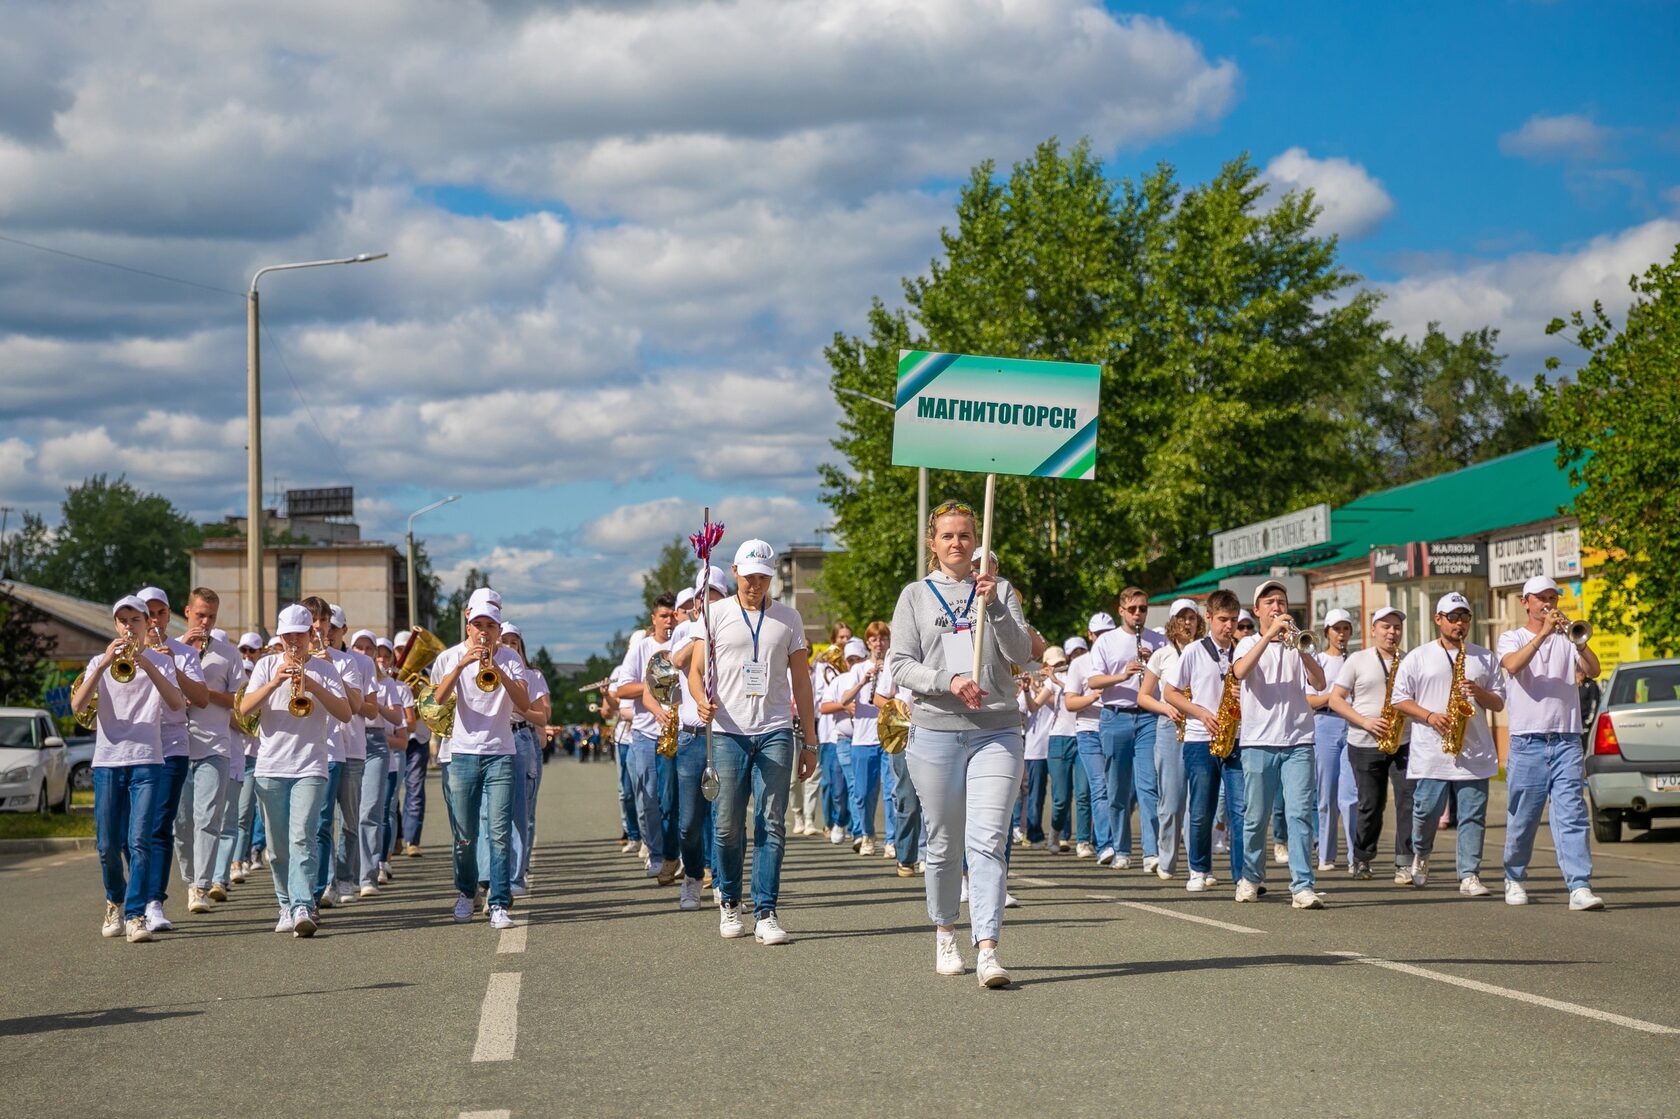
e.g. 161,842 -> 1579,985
459,1111 -> 511,1118
1086,894 -> 1264,935
472,973 -> 522,1061
1013,876 -> 1060,887
1326,951 -> 1680,1036
497,918 -> 527,954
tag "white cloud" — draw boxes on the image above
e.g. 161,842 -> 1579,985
581,495 -> 818,553
1499,113 -> 1613,162
1261,147 -> 1394,239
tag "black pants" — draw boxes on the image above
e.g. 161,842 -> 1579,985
1350,744 -> 1418,867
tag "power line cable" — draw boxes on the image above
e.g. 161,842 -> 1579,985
0,231 -> 245,297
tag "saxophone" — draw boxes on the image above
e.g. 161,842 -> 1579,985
1442,645 -> 1474,756
1208,670 -> 1242,759
1375,649 -> 1405,755
1177,684 -> 1192,744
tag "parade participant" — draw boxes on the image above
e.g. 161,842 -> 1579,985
305,601 -> 372,908
75,596 -> 184,943
238,604 -> 353,936
669,567 -> 729,908
887,501 -> 1033,988
432,599 -> 530,929
813,620 -> 853,841
1230,581 -> 1327,908
1065,614 -> 1115,861
218,631 -> 266,883
1138,598 -> 1202,881
374,637 -> 415,879
1014,667 -> 1055,847
1164,590 -> 1245,892
394,630 -> 431,857
1497,576 -> 1604,910
1048,635 -> 1093,854
1085,588 -> 1167,872
689,539 -> 817,946
1326,607 -> 1417,882
1390,593 -> 1505,897
172,588 -> 242,911
609,627 -> 644,856
499,625 -> 550,895
134,586 -> 209,933
349,629 -> 405,896
1306,609 -> 1354,872
839,629 -> 894,855
619,596 -> 683,883
787,604 -> 825,839
818,637 -> 862,845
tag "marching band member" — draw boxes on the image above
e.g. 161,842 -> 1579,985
813,621 -> 852,841
75,596 -> 184,942
135,586 -> 208,933
1391,593 -> 1505,896
305,601 -> 371,908
174,589 -> 242,911
1085,588 -> 1167,872
350,629 -> 405,897
887,501 -> 1033,988
432,598 -> 530,929
1306,609 -> 1354,871
374,637 -> 416,879
689,539 -> 817,946
619,596 -> 683,884
838,629 -> 894,856
499,624 -> 550,895
669,567 -> 728,908
1047,635 -> 1094,854
1014,666 -> 1055,847
1497,576 -> 1604,910
1230,581 -> 1327,908
1326,607 -> 1414,881
1138,598 -> 1203,880
219,632 -> 266,882
394,630 -> 431,857
1164,590 -> 1245,891
818,635 -> 860,845
238,604 -> 353,936
1065,614 -> 1115,861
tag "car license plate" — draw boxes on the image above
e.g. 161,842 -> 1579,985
1652,775 -> 1680,792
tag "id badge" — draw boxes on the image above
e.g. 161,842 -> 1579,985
742,660 -> 770,697
941,630 -> 975,679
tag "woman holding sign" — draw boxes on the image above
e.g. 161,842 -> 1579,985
887,500 -> 1034,989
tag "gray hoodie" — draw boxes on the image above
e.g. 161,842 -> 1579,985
886,570 -> 1034,732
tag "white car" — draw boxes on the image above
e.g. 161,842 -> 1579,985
0,707 -> 72,814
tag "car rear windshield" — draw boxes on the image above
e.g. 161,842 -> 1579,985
1609,665 -> 1680,707
0,716 -> 39,747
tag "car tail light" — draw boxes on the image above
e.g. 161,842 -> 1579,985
1593,713 -> 1621,756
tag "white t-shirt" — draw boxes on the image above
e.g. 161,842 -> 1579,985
812,663 -> 841,742
620,634 -> 681,741
158,637 -> 206,758
708,597 -> 808,737
1166,638 -> 1236,744
1047,673 -> 1077,738
1233,635 -> 1316,748
1062,654 -> 1102,733
522,665 -> 551,722
187,636 -> 243,761
347,648 -> 379,754
248,654 -> 349,779
821,671 -> 855,740
1496,627 -> 1582,735
433,643 -> 525,756
1146,643 -> 1181,719
1087,626 -> 1168,708
842,661 -> 895,748
1335,647 -> 1411,750
1393,641 -> 1503,781
1020,694 -> 1052,760
379,676 -> 414,737
428,658 -> 451,762
672,621 -> 705,729
89,649 -> 178,767
1311,651 -> 1348,721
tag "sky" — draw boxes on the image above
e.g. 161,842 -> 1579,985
1,0 -> 1675,658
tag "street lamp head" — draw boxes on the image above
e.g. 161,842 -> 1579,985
352,252 -> 389,263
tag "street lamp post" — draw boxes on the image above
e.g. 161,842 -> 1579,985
836,386 -> 927,577
246,252 -> 387,635
406,495 -> 460,632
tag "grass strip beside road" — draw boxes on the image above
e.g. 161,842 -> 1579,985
0,810 -> 95,839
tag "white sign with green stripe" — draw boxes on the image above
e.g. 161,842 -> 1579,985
890,350 -> 1101,479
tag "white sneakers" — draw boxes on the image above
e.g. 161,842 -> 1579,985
1568,887 -> 1605,911
1142,856 -> 1159,875
1410,857 -> 1430,888
144,900 -> 172,932
960,878 -> 970,904
1291,889 -> 1326,910
1004,893 -> 1020,909
207,882 -> 228,902
1012,827 -> 1027,844
1095,847 -> 1116,867
230,862 -> 248,884
292,906 -> 317,938
1394,863 -> 1415,886
829,825 -> 845,844
976,948 -> 1010,989
678,879 -> 701,911
1186,872 -> 1209,893
859,837 -> 877,856
1317,861 -> 1336,872
101,902 -> 122,938
125,916 -> 152,943
1234,879 -> 1259,903
883,843 -> 896,860
1114,854 -> 1132,870
935,933 -> 964,976
719,903 -> 747,938
645,858 -> 662,879
753,912 -> 790,945
452,893 -> 474,923
1504,878 -> 1529,905
1272,842 -> 1289,865
489,906 -> 515,930
1459,875 -> 1491,897
274,906 -> 295,934
1075,842 -> 1095,859
510,883 -> 530,898
187,887 -> 212,913
358,884 -> 379,898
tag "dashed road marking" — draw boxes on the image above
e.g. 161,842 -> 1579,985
1012,876 -> 1060,887
459,1111 -> 511,1118
472,973 -> 522,1061
1086,894 -> 1264,935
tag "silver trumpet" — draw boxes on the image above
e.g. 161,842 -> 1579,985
1549,608 -> 1592,647
1278,621 -> 1318,655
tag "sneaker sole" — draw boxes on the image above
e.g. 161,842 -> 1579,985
719,927 -> 748,939
293,918 -> 317,937
980,972 -> 1011,989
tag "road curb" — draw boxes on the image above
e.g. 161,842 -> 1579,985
0,836 -> 98,855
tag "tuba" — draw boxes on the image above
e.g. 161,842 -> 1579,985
1442,645 -> 1474,756
1375,648 -> 1406,755
397,626 -> 446,688
646,651 -> 683,757
878,697 -> 912,754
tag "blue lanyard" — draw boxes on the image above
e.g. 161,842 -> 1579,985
924,578 -> 977,631
739,600 -> 768,661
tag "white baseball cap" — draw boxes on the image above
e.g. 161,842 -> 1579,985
350,628 -> 377,646
267,635 -> 284,649
502,623 -> 522,638
1323,608 -> 1354,629
276,604 -> 315,636
468,587 -> 502,610
1252,579 -> 1288,608
376,637 -> 394,652
733,539 -> 776,579
1064,635 -> 1089,652
1237,610 -> 1256,625
328,604 -> 347,628
1435,592 -> 1473,616
1522,575 -> 1560,597
1370,607 -> 1405,625
1169,598 -> 1199,618
210,628 -> 228,643
112,595 -> 147,617
1088,612 -> 1117,635
238,631 -> 263,650
1042,645 -> 1068,667
466,601 -> 502,624
393,630 -> 412,647
675,587 -> 696,610
843,637 -> 868,660
136,586 -> 168,608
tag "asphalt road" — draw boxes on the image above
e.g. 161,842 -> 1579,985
3,757 -> 1676,1119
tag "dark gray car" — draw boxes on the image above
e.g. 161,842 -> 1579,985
1586,658 -> 1680,841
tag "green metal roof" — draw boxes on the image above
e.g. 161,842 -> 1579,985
1164,442 -> 1580,597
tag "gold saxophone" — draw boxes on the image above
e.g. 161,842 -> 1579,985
1442,645 -> 1474,755
1375,648 -> 1405,755
1177,684 -> 1192,744
1209,669 -> 1242,759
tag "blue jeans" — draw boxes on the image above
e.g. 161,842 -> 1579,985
835,737 -> 862,837
889,749 -> 923,865
1240,744 -> 1317,893
255,775 -> 328,912
1313,714 -> 1349,866
94,763 -> 161,920
1075,729 -> 1113,852
250,771 -> 267,853
655,748 -> 679,864
881,748 -> 899,842
617,738 -> 641,842
1154,715 -> 1187,873
448,752 -> 515,908
1504,732 -> 1594,891
1100,707 -> 1160,858
628,734 -> 665,864
147,754 -> 189,905
513,726 -> 542,883
318,758 -> 363,895
402,739 -> 428,846
819,740 -> 852,831
1184,741 -> 1246,880
712,729 -> 794,917
849,744 -> 884,839
1414,778 -> 1489,880
674,730 -> 710,882
1046,734 -> 1089,843
211,773 -> 243,887
357,740 -> 390,888
1016,758 -> 1048,842
383,749 -> 403,859
173,755 -> 230,889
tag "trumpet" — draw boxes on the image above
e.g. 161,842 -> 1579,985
309,629 -> 331,659
1275,620 -> 1318,656
473,635 -> 500,692
111,625 -> 143,684
1547,608 -> 1592,647
287,651 -> 314,718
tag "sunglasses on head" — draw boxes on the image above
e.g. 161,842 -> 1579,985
931,501 -> 975,518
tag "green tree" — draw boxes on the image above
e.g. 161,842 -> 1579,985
822,141 -> 1386,640
1541,241 -> 1680,655
409,540 -> 446,631
640,535 -> 698,615
0,598 -> 57,705
30,475 -> 202,605
1353,323 -> 1546,484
